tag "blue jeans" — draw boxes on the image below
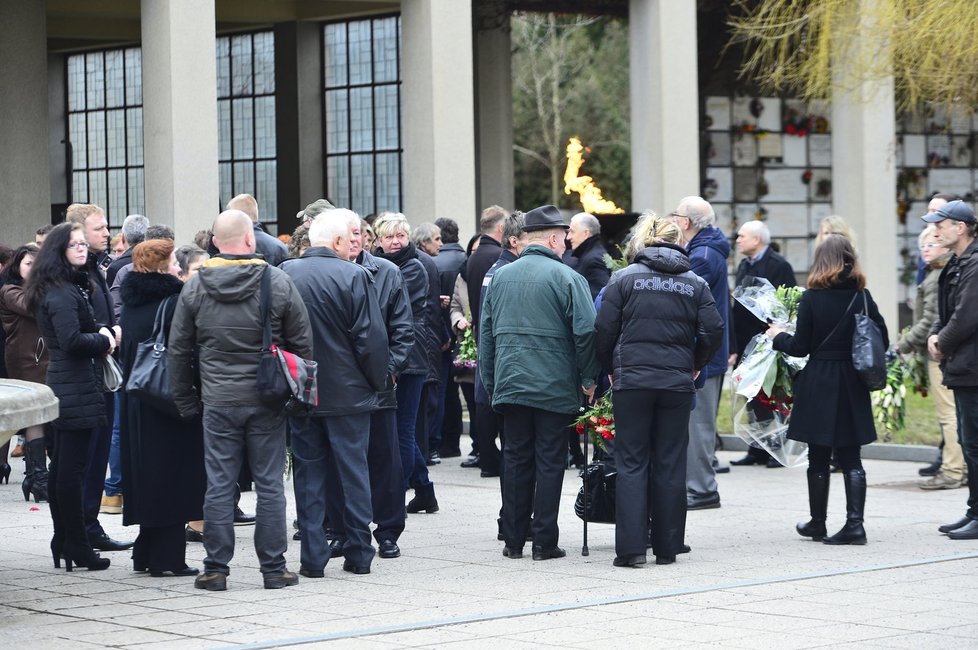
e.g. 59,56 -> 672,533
395,373 -> 431,491
104,394 -> 122,497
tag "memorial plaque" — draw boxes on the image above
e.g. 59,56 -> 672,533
762,168 -> 807,202
808,169 -> 832,202
732,135 -> 757,167
782,135 -> 807,166
707,133 -> 732,166
705,167 -> 732,202
951,135 -> 973,167
705,96 -> 731,131
929,168 -> 971,197
902,135 -> 926,167
784,239 -> 810,271
757,133 -> 783,160
733,168 -> 758,201
757,97 -> 781,132
809,135 -> 832,166
764,203 -> 808,236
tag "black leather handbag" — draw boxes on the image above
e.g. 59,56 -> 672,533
125,295 -> 179,414
852,291 -> 886,390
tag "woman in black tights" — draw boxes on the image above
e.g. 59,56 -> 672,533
26,222 -> 115,571
767,235 -> 888,545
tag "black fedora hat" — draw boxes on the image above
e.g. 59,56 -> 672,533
522,205 -> 568,232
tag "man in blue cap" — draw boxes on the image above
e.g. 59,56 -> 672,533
479,205 -> 599,561
925,200 -> 978,540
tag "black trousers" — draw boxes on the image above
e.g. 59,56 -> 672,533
500,404 -> 571,549
83,393 -> 114,538
613,389 -> 692,559
132,523 -> 186,573
953,387 -> 978,519
459,382 -> 477,454
440,355 -> 463,454
50,426 -> 95,552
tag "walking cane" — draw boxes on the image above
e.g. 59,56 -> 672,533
581,398 -> 590,557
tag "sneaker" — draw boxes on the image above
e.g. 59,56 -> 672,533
100,494 -> 123,515
919,472 -> 964,490
194,572 -> 227,591
263,569 -> 299,589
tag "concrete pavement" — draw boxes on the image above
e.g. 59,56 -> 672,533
1,449 -> 977,648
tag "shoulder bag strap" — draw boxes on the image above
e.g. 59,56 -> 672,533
259,265 -> 273,352
150,295 -> 177,344
812,291 -> 860,354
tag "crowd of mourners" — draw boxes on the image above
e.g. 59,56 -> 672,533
1,190 -> 976,588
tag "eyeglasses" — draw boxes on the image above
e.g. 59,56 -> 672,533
920,243 -> 945,250
67,241 -> 90,250
668,212 -> 689,219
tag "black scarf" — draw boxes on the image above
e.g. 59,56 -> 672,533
376,242 -> 419,268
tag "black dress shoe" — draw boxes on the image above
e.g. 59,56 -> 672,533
715,465 -> 730,474
730,454 -> 766,466
185,525 -> 204,543
947,518 -> 978,540
439,448 -> 462,458
766,458 -> 783,468
379,539 -> 401,559
91,533 -> 134,552
150,565 -> 199,577
613,555 -> 646,568
687,493 -> 721,510
460,455 -> 480,468
919,458 -> 942,477
233,507 -> 256,526
502,546 -> 523,558
480,469 -> 500,478
342,560 -> 370,575
329,538 -> 346,559
299,566 -> 324,578
939,516 -> 973,533
292,529 -> 302,541
655,555 -> 676,565
406,492 -> 439,514
531,546 -> 566,561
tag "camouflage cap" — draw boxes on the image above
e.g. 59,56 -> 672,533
301,198 -> 337,220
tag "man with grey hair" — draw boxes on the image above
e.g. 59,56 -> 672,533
670,197 -> 731,508
730,219 -> 796,467
567,212 -> 611,301
412,222 -> 442,257
280,209 -> 388,575
106,214 -> 149,285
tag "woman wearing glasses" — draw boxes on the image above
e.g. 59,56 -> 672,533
25,222 -> 116,571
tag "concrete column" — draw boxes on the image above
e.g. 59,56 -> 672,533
401,0 -> 477,238
629,0 -> 699,214
474,10 -> 513,237
830,4 -> 898,329
0,0 -> 50,243
141,0 -> 219,241
274,21 -> 323,232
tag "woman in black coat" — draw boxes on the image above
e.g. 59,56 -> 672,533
119,239 -> 204,577
595,216 -> 724,567
373,212 -> 438,514
768,234 -> 888,545
25,223 -> 115,571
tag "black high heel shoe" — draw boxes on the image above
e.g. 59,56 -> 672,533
62,544 -> 110,572
51,535 -> 64,569
0,462 -> 10,484
22,475 -> 33,502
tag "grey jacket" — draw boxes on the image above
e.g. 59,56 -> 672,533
168,255 -> 312,417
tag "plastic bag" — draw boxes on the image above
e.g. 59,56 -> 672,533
731,392 -> 808,468
733,277 -> 790,327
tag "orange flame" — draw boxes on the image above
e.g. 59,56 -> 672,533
563,137 -> 623,214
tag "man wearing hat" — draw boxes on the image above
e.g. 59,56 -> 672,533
925,200 -> 978,540
479,205 -> 599,561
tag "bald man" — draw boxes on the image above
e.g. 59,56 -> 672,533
169,209 -> 312,591
226,193 -> 288,266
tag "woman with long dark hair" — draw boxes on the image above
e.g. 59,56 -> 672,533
595,215 -> 724,567
120,239 -> 204,577
767,234 -> 888,545
0,244 -> 48,500
25,222 -> 115,571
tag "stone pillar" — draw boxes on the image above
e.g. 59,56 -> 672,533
629,0 -> 699,214
141,0 -> 220,242
0,0 -> 50,244
830,5 -> 898,329
274,21 -> 324,232
474,4 -> 513,242
401,0 -> 477,236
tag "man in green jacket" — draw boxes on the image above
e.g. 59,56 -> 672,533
480,204 -> 599,561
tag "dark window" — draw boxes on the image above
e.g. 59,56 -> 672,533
217,31 -> 278,230
323,16 -> 402,216
66,48 -> 144,228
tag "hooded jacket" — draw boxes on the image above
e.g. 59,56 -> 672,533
595,244 -> 724,393
167,255 -> 312,417
280,247 -> 388,416
686,226 -> 731,379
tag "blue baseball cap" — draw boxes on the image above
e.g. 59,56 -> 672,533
921,199 -> 977,224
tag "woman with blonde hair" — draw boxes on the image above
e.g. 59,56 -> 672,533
815,215 -> 857,248
595,216 -> 724,567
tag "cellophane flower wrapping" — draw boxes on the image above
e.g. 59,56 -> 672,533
453,327 -> 477,369
730,278 -> 808,467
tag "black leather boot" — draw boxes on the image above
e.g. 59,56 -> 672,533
24,438 -> 48,503
824,469 -> 867,545
796,470 -> 829,540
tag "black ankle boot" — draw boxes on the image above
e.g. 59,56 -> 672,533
824,469 -> 867,545
796,470 -> 829,540
23,438 -> 48,503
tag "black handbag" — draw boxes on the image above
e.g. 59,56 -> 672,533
574,459 -> 617,524
125,295 -> 179,414
852,291 -> 886,390
254,266 -> 318,415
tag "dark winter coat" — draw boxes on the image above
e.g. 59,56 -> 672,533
687,226 -> 731,379
377,244 -> 430,376
0,283 -> 47,383
36,274 -> 112,430
731,247 -> 796,358
357,250 -> 414,409
466,234 -> 503,339
254,223 -> 288,267
106,247 -> 132,287
570,234 -> 612,301
280,247 -> 388,415
773,282 -> 889,447
418,249 -> 449,384
932,238 -> 978,388
119,271 -> 204,527
168,255 -> 312,417
434,242 -> 466,341
85,250 -> 116,328
595,245 -> 724,393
